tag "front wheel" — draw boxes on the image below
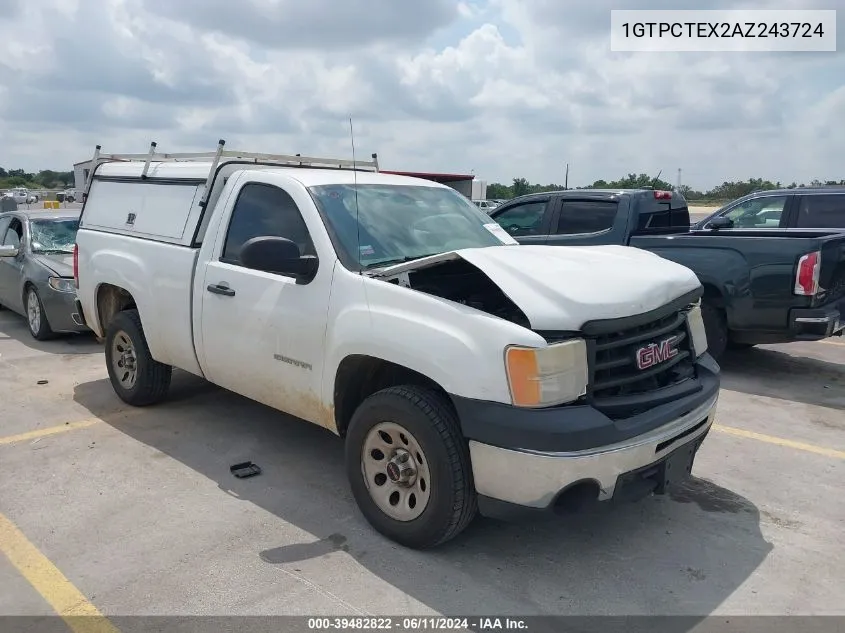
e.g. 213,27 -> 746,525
345,385 -> 477,549
26,287 -> 53,340
105,309 -> 172,406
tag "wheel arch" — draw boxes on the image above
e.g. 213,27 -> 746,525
333,354 -> 455,438
95,282 -> 138,334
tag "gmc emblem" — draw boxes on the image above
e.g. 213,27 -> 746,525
636,337 -> 678,370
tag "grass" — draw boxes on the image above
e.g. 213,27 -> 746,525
686,200 -> 728,208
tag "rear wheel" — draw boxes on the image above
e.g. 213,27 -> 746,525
701,301 -> 728,361
105,309 -> 172,406
345,385 -> 477,549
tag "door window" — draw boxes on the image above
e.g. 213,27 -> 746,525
723,196 -> 787,228
795,194 -> 844,228
221,183 -> 315,266
0,217 -> 11,243
2,218 -> 23,248
494,201 -> 547,236
555,200 -> 617,235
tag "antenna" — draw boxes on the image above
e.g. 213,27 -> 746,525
651,169 -> 663,188
349,117 -> 361,272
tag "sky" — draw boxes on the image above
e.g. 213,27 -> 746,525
0,0 -> 842,190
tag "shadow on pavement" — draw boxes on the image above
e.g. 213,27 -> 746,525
719,346 -> 845,410
0,311 -> 100,356
74,372 -> 772,623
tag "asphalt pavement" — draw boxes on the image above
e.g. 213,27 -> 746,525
0,309 -> 842,623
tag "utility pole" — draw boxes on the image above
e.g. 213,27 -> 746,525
677,168 -> 682,191
564,163 -> 569,190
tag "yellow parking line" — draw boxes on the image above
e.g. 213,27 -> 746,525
714,424 -> 845,460
0,419 -> 100,446
0,512 -> 120,633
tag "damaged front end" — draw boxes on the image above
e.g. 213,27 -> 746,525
366,251 -> 532,330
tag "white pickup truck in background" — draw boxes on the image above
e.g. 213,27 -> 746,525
2,187 -> 39,205
73,142 -> 720,549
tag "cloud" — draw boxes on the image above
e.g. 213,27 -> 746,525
140,0 -> 458,50
0,0 -> 843,190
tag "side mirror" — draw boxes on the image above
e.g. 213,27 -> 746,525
0,245 -> 19,257
706,216 -> 734,230
240,236 -> 318,283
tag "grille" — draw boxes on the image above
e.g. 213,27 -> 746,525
587,308 -> 696,416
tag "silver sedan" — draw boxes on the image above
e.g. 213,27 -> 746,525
0,209 -> 89,340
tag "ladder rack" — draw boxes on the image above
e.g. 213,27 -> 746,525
82,139 -> 380,204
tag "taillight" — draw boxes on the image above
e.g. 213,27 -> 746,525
73,243 -> 79,289
654,190 -> 672,200
794,251 -> 820,295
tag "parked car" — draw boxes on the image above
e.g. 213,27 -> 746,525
75,146 -> 718,549
489,189 -> 845,359
0,209 -> 88,340
472,199 -> 499,212
2,188 -> 39,205
693,187 -> 845,231
56,189 -> 80,203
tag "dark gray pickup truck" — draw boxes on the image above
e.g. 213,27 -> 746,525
693,187 -> 845,231
488,189 -> 845,359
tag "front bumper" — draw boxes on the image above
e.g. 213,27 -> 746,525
451,355 -> 720,518
72,297 -> 88,328
41,286 -> 89,333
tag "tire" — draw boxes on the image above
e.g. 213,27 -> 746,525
104,309 -> 172,406
701,301 -> 728,361
25,286 -> 54,340
345,385 -> 477,549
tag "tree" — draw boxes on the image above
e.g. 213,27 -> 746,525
487,182 -> 511,199
0,166 -> 75,189
579,173 -> 675,191
511,177 -> 531,197
483,173 -> 844,203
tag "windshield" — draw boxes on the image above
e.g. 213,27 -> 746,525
309,184 -> 506,269
29,218 -> 79,254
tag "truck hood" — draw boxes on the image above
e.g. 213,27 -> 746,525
374,245 -> 701,331
31,253 -> 74,277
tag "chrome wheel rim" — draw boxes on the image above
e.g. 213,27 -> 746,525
111,330 -> 138,389
361,422 -> 431,521
27,290 -> 41,334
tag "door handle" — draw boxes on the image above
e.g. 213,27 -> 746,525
207,283 -> 235,297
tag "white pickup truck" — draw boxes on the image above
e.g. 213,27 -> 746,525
74,143 -> 720,548
3,187 -> 39,205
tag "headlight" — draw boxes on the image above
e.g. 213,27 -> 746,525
48,277 -> 75,293
687,302 -> 708,357
504,339 -> 588,408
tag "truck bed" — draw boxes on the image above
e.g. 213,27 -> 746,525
630,229 -> 845,338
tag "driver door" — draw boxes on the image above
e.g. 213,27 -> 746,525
198,178 -> 334,428
712,195 -> 792,229
489,197 -> 554,245
0,215 -> 25,312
